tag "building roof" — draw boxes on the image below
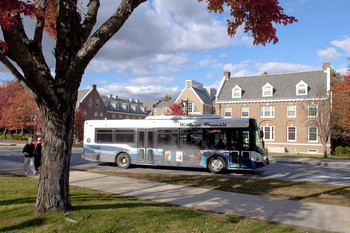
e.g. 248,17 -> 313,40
101,95 -> 147,115
154,98 -> 175,109
216,69 -> 329,103
193,87 -> 215,105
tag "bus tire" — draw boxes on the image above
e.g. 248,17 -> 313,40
208,156 -> 226,174
116,153 -> 131,169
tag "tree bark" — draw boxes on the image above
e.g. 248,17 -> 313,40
35,92 -> 76,214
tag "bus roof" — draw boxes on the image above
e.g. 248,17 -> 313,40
85,116 -> 256,129
145,115 -> 222,120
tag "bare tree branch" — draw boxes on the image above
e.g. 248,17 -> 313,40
80,0 -> 100,43
34,0 -> 49,44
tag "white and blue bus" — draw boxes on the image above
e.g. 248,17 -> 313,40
82,115 -> 269,173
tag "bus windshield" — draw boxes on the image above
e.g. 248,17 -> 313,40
255,129 -> 263,152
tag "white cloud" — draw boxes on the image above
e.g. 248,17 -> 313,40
129,76 -> 174,85
255,62 -> 313,74
331,36 -> 350,54
86,0 -> 253,76
97,82 -> 181,101
318,47 -> 340,59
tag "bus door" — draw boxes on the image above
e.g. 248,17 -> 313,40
138,129 -> 154,164
230,129 -> 251,168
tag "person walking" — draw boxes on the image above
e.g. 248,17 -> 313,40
22,137 -> 37,175
34,138 -> 42,171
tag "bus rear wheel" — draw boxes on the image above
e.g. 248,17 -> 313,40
208,156 -> 226,174
116,153 -> 131,169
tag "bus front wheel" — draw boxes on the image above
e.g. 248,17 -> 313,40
208,156 -> 226,174
116,153 -> 131,169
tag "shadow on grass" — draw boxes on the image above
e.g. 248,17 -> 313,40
0,196 -> 37,206
0,218 -> 45,232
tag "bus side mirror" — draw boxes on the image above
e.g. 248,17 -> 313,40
260,130 -> 264,139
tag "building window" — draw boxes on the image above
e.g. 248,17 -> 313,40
287,126 -> 296,141
308,104 -> 317,117
99,112 -> 103,119
96,99 -> 99,108
112,114 -> 116,119
224,107 -> 232,118
188,102 -> 199,114
287,105 -> 296,118
296,81 -> 308,95
88,98 -> 92,107
261,126 -> 274,141
125,104 -> 129,111
260,105 -> 275,118
241,106 -> 249,118
94,112 -> 98,119
262,83 -> 273,97
84,111 -> 87,120
308,126 -> 318,142
232,85 -> 242,98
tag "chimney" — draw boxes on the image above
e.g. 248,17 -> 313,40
91,84 -> 97,90
224,71 -> 231,80
323,62 -> 330,70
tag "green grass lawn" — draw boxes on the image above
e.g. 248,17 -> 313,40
0,174 -> 312,233
92,171 -> 350,208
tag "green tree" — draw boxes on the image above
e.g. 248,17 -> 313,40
162,94 -> 172,102
0,0 -> 297,215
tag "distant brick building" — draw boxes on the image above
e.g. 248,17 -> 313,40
153,80 -> 216,116
77,84 -> 147,120
215,63 -> 331,154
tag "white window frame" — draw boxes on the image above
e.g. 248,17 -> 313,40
308,104 -> 317,117
232,85 -> 242,98
241,106 -> 249,118
287,126 -> 296,142
296,81 -> 308,96
308,126 -> 318,142
262,83 -> 273,97
261,126 -> 275,141
260,105 -> 275,118
224,107 -> 232,118
94,112 -> 98,119
287,105 -> 296,118
88,98 -> 92,107
99,112 -> 103,120
188,102 -> 199,114
96,99 -> 100,108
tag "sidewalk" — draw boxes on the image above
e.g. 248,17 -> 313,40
270,156 -> 350,168
69,170 -> 350,233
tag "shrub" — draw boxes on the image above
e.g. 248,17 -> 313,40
334,146 -> 350,157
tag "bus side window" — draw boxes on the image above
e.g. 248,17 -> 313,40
96,129 -> 113,143
242,130 -> 250,150
157,129 -> 178,148
115,129 -> 135,144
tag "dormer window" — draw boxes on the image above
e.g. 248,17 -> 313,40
296,81 -> 308,95
262,83 -> 273,97
232,85 -> 242,98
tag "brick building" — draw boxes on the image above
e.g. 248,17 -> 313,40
77,84 -> 147,120
215,63 -> 331,154
153,80 -> 216,116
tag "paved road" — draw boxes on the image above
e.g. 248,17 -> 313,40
1,144 -> 350,186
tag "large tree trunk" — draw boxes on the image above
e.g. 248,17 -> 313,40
34,96 -> 76,214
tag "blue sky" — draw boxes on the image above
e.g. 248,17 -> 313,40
1,0 -> 350,102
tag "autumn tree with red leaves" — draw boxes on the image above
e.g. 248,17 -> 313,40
74,108 -> 85,143
0,80 -> 41,139
0,0 -> 297,214
331,59 -> 350,147
167,103 -> 185,115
